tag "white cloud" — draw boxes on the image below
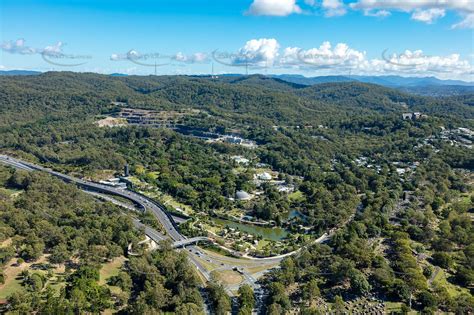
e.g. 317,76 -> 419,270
452,13 -> 474,28
280,41 -> 474,79
110,50 -> 142,61
379,50 -> 472,75
173,52 -> 209,63
281,41 -> 366,68
351,0 -> 474,26
411,8 -> 445,23
1,39 -> 78,58
245,0 -> 473,28
1,38 -> 37,54
234,38 -> 280,66
42,41 -> 65,56
322,0 -> 347,16
363,9 -> 391,17
350,0 -> 473,13
247,0 -> 301,16
214,38 -> 473,79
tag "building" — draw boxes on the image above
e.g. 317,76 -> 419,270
231,156 -> 250,165
99,178 -> 128,189
277,184 -> 295,193
402,113 -> 413,120
224,136 -> 243,144
124,164 -> 129,177
403,112 -> 428,120
257,172 -> 272,181
235,190 -> 252,201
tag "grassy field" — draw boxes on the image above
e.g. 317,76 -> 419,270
385,302 -> 403,313
432,269 -> 470,297
0,256 -> 48,299
0,271 -> 23,299
288,190 -> 305,202
212,270 -> 243,286
99,256 -> 126,287
0,238 -> 12,248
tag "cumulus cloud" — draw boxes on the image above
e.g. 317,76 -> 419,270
1,38 -> 37,54
234,38 -> 280,66
247,0 -> 301,16
280,41 -> 366,68
322,0 -> 347,16
173,52 -> 209,63
411,8 -> 445,23
351,0 -> 474,27
380,49 -> 472,75
223,38 -> 473,79
245,0 -> 473,27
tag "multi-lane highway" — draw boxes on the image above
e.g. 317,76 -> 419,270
0,154 -> 350,298
0,154 -> 276,292
0,155 -> 183,241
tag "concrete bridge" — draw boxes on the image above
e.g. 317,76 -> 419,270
172,236 -> 213,248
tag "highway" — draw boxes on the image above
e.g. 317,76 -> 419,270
0,154 -> 344,297
0,155 -> 276,293
0,155 -> 183,242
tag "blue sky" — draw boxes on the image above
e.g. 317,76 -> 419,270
1,0 -> 473,80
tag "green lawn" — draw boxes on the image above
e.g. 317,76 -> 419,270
255,239 -> 270,251
0,276 -> 23,299
288,190 -> 305,202
99,256 -> 126,286
432,269 -> 470,297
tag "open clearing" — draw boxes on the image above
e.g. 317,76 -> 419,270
99,256 -> 127,286
0,256 -> 47,299
212,270 -> 244,286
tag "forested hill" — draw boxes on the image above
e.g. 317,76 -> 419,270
1,72 -> 473,128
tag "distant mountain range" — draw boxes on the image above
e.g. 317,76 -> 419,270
0,70 -> 42,76
271,74 -> 473,87
1,70 -> 472,96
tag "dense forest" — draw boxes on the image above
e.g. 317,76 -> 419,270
0,72 -> 472,313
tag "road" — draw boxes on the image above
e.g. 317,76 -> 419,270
0,155 -> 183,241
0,155 -> 271,289
0,154 -> 352,299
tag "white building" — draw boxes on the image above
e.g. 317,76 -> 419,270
257,172 -> 272,181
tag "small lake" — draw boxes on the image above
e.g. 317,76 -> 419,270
286,209 -> 308,222
212,218 -> 288,241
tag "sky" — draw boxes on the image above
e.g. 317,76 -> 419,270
1,0 -> 473,80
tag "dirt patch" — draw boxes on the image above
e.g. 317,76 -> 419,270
96,117 -> 127,127
212,270 -> 244,286
0,238 -> 12,248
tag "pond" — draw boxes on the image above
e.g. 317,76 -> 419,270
286,209 -> 308,222
212,217 -> 289,241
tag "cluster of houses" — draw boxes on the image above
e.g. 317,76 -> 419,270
402,112 -> 428,120
420,126 -> 473,149
228,160 -> 296,201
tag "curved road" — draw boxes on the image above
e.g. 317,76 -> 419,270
0,155 -> 183,241
0,154 -> 352,297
